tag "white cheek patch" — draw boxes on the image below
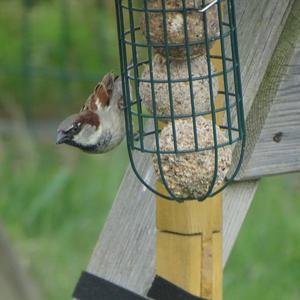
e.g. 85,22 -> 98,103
95,98 -> 102,110
73,125 -> 102,146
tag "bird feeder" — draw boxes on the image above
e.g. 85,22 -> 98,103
115,0 -> 245,299
115,0 -> 245,202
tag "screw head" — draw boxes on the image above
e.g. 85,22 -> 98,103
273,132 -> 283,143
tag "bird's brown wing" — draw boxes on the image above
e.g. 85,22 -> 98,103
81,72 -> 117,112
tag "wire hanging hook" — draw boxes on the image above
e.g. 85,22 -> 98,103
198,0 -> 219,12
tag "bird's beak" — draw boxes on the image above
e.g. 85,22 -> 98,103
56,131 -> 68,144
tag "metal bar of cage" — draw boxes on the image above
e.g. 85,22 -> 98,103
115,0 -> 246,202
142,0 -> 178,199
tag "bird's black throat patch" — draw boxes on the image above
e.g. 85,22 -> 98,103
65,131 -> 113,154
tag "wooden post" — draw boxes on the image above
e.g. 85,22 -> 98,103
155,40 -> 224,299
156,191 -> 223,299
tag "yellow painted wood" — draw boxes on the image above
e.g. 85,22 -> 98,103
212,232 -> 223,300
156,232 -> 202,296
156,233 -> 223,299
156,181 -> 222,234
156,194 -> 223,299
201,233 -> 213,299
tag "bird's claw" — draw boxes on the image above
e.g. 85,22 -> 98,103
118,98 -> 126,111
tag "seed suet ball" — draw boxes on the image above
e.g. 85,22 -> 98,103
140,0 -> 219,60
152,117 -> 232,199
140,54 -> 218,117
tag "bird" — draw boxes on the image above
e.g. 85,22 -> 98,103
56,72 -> 126,153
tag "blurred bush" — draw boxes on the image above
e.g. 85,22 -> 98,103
0,0 -> 119,119
0,1 -> 129,299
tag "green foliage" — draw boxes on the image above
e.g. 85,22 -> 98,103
0,0 -> 119,118
225,174 -> 300,300
0,131 -> 128,299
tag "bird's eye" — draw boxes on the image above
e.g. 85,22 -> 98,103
71,122 -> 81,134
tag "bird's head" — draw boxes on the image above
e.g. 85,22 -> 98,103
56,110 -> 101,152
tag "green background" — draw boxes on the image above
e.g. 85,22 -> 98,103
0,1 -> 299,299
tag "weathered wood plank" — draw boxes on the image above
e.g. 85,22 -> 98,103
222,181 -> 258,263
0,224 -> 41,300
239,0 -> 300,179
86,158 -> 258,298
86,152 -> 156,296
84,0 -> 293,297
236,0 -> 294,117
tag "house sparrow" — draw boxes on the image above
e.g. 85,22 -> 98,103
56,72 -> 126,153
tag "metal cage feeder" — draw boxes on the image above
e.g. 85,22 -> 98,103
115,0 -> 245,202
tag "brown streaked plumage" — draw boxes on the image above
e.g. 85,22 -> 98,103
56,72 -> 125,153
77,110 -> 100,129
81,72 -> 117,112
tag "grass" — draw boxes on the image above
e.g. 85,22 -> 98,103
225,174 -> 300,299
0,124 -> 129,299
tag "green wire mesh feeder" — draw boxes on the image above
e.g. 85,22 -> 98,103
115,0 -> 245,202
